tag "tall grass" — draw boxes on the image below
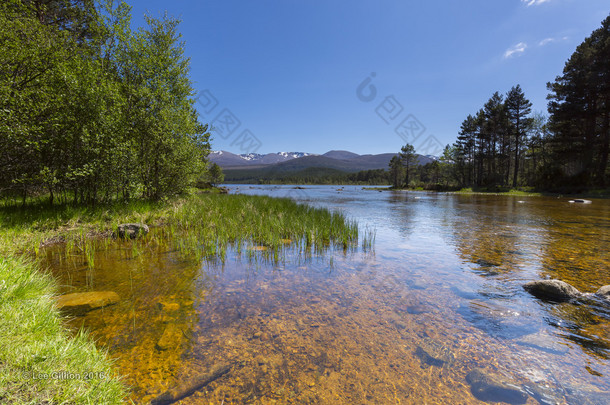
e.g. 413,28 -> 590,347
0,192 -> 367,403
2,193 -> 361,264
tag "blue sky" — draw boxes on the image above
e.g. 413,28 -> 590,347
126,0 -> 609,156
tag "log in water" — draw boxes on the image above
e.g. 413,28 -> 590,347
150,363 -> 232,405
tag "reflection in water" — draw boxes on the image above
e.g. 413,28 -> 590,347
44,187 -> 610,403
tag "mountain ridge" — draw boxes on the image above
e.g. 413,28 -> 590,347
210,149 -> 436,169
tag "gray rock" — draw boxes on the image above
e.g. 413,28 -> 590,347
55,291 -> 119,315
595,285 -> 610,300
115,223 -> 149,239
466,368 -> 528,404
523,280 -> 581,302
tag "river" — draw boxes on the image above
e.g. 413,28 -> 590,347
44,185 -> 610,404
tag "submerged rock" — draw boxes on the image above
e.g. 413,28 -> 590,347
115,223 -> 149,239
596,285 -> 610,300
157,301 -> 181,312
457,301 -> 536,340
55,291 -> 119,315
466,368 -> 528,404
515,331 -> 569,355
568,199 -> 592,204
523,280 -> 581,302
156,325 -> 183,351
414,338 -> 455,367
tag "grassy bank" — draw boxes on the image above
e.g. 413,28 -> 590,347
0,256 -> 127,404
1,191 -> 361,259
0,191 -> 362,403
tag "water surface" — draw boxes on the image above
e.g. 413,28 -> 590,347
44,186 -> 610,404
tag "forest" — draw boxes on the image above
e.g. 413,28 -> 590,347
0,0 -> 210,205
393,15 -> 610,192
2,2 -> 609,199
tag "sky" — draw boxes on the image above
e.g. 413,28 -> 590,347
125,0 -> 609,156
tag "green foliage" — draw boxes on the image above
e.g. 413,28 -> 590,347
546,15 -> 610,188
208,163 -> 225,186
444,14 -> 610,192
399,144 -> 416,186
0,0 -> 210,205
388,155 -> 404,188
223,166 -> 391,185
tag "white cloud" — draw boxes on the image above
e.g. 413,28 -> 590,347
538,36 -> 568,46
504,42 -> 528,59
521,0 -> 551,6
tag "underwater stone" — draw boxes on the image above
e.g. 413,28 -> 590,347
466,368 -> 528,404
156,326 -> 182,351
414,338 -> 455,367
523,280 -> 581,302
55,291 -> 119,315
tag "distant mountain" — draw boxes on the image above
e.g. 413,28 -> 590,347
209,151 -> 313,167
322,150 -> 361,160
212,150 -> 436,175
208,151 -> 249,166
217,150 -> 437,183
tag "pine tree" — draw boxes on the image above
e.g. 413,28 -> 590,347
399,144 -> 417,187
547,15 -> 610,187
505,85 -> 532,187
388,155 -> 404,188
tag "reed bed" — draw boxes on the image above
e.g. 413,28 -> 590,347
1,193 -> 362,265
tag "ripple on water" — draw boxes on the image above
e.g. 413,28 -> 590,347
43,188 -> 610,403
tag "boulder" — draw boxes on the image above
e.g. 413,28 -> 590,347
115,223 -> 149,239
523,280 -> 581,302
466,368 -> 528,404
55,291 -> 119,315
596,285 -> 610,300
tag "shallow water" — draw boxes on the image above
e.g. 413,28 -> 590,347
43,186 -> 610,404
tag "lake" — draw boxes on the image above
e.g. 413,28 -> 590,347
43,185 -> 610,404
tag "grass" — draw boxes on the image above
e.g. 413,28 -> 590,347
452,187 -> 544,197
1,192 -> 360,259
0,190 -> 364,403
0,256 -> 126,404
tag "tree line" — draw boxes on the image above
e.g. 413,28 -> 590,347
0,0 -> 210,205
392,14 -> 610,191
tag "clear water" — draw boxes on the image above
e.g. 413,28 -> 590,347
44,186 -> 610,404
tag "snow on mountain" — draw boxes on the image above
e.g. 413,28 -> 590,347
209,150 -> 440,168
278,152 -> 312,159
240,153 -> 264,161
209,151 -> 313,167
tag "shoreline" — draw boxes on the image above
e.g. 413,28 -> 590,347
0,190 -> 359,403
